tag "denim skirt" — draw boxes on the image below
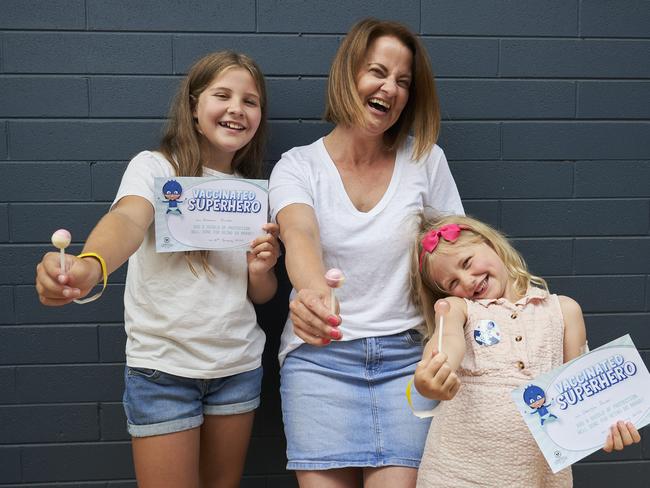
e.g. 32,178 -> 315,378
280,329 -> 436,470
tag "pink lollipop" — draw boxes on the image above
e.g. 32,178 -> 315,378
325,268 -> 345,315
325,268 -> 345,288
51,229 -> 71,274
434,299 -> 450,353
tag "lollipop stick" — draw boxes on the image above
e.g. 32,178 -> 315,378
330,288 -> 336,315
434,299 -> 450,355
59,249 -> 66,274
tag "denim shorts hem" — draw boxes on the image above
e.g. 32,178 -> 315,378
127,414 -> 203,438
204,396 -> 260,415
287,458 -> 421,470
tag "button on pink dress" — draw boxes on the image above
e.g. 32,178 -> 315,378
417,288 -> 572,487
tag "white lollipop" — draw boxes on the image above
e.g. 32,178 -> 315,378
51,229 -> 71,273
434,299 -> 450,354
324,268 -> 345,315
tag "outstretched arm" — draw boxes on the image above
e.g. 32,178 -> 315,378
36,195 -> 153,305
277,203 -> 340,345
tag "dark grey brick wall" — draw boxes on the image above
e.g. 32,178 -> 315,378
1,1 -> 648,486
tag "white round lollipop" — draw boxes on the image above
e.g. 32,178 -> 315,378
51,229 -> 71,273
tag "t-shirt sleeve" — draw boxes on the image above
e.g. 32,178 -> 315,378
424,147 -> 464,217
112,151 -> 174,209
268,150 -> 314,223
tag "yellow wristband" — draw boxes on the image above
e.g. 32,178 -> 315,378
406,376 -> 437,419
73,252 -> 108,304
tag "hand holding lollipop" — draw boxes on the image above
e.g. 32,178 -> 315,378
51,229 -> 71,274
324,268 -> 345,315
434,299 -> 450,354
47,228 -> 108,305
406,299 -> 453,419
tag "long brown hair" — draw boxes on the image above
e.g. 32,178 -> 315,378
159,51 -> 267,275
324,18 -> 440,160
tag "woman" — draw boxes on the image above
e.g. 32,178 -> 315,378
269,18 -> 463,487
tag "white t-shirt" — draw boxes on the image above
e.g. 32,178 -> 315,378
269,137 -> 464,364
113,150 -> 265,379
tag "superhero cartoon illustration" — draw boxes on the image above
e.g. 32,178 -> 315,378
523,384 -> 558,426
162,179 -> 183,215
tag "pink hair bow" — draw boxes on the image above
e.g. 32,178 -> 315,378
419,224 -> 466,271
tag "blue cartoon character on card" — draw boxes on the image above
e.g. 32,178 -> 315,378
473,319 -> 501,346
162,179 -> 183,215
524,384 -> 558,426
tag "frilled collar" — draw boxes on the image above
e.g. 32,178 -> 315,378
473,286 -> 548,309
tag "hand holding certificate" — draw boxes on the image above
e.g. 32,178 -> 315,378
511,334 -> 647,473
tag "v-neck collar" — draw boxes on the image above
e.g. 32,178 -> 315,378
317,137 -> 403,217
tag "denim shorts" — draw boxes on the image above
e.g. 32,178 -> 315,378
123,365 -> 262,438
280,330 -> 437,470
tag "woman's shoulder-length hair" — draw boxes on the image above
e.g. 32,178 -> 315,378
324,18 -> 440,161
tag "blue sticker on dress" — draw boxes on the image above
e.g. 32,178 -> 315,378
474,320 -> 501,346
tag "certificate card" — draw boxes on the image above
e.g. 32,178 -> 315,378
154,176 -> 268,252
511,334 -> 650,473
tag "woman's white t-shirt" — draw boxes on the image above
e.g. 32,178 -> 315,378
269,138 -> 463,364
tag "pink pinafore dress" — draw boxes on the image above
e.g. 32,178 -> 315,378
417,288 -> 572,487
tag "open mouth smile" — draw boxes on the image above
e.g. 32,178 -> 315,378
473,277 -> 488,298
219,121 -> 246,130
368,97 -> 391,113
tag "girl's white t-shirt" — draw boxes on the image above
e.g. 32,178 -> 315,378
269,137 -> 464,364
112,150 -> 265,379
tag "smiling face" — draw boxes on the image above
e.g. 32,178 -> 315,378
355,35 -> 412,136
427,241 -> 516,302
193,67 -> 262,171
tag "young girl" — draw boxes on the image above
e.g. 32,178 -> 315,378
410,214 -> 641,488
35,51 -> 280,488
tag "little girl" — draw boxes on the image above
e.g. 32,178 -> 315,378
35,51 -> 279,487
410,214 -> 641,488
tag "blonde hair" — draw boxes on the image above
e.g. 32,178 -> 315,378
159,51 -> 267,275
409,214 -> 548,338
324,18 -> 440,161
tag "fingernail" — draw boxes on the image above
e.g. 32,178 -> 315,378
321,338 -> 331,345
327,315 -> 340,326
57,275 -> 66,284
330,328 -> 341,340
